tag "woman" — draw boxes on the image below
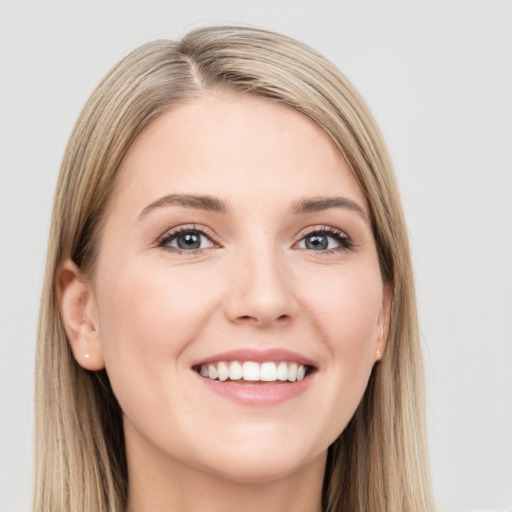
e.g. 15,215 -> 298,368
35,25 -> 435,512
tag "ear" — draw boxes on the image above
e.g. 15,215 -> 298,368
57,259 -> 104,371
375,282 -> 392,362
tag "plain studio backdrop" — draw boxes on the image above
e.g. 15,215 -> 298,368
0,1 -> 511,511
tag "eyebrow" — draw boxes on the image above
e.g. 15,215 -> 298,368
289,196 -> 368,222
138,194 -> 230,220
137,193 -> 368,222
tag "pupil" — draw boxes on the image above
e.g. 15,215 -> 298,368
177,232 -> 200,250
306,234 -> 328,250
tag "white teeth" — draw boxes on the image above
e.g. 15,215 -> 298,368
243,361 -> 260,381
217,361 -> 229,381
229,361 -> 243,380
208,364 -> 218,380
277,361 -> 288,381
288,362 -> 297,382
260,362 -> 277,381
198,361 -> 308,383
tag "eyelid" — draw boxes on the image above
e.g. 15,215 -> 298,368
294,224 -> 349,241
156,224 -> 221,250
293,225 -> 353,251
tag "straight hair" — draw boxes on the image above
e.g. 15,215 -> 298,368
35,25 -> 435,512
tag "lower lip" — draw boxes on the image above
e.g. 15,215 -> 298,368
194,372 -> 314,406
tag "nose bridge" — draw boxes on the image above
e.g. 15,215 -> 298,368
225,234 -> 297,327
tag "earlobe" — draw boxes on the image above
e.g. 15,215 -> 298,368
57,259 -> 104,371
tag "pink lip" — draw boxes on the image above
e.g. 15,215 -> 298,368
191,348 -> 317,406
191,348 -> 315,367
194,371 -> 315,406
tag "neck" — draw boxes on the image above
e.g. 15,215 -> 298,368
124,427 -> 326,512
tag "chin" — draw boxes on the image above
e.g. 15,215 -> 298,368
187,436 -> 326,484
202,457 -> 317,484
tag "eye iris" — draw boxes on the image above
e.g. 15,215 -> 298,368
305,234 -> 328,250
177,232 -> 201,250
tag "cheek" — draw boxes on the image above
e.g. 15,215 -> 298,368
98,261 -> 215,348
302,267 -> 382,417
305,267 -> 382,352
93,261 -> 219,409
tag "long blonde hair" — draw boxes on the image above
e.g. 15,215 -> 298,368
35,25 -> 435,512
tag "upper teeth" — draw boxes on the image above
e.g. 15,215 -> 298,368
199,361 -> 307,382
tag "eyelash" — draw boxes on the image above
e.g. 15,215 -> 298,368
296,226 -> 354,253
157,225 -> 220,255
156,225 -> 354,254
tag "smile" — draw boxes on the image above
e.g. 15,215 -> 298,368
191,349 -> 316,406
196,361 -> 309,382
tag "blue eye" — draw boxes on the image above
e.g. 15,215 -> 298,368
296,228 -> 352,252
159,229 -> 215,252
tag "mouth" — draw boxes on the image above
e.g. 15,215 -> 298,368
193,360 -> 313,383
191,349 -> 317,405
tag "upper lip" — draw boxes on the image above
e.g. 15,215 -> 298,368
191,348 -> 316,368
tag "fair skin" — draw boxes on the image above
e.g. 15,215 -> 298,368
59,93 -> 390,512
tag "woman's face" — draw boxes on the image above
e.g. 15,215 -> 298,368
85,93 -> 389,482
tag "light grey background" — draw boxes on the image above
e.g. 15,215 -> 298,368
1,1 -> 511,511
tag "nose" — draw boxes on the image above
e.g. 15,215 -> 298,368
224,246 -> 298,328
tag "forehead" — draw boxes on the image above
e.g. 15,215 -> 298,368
111,93 -> 368,217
